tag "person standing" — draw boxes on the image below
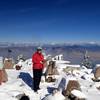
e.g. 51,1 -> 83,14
32,47 -> 45,92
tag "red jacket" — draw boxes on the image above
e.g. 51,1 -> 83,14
32,52 -> 44,69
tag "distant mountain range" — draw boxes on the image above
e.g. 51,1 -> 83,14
0,42 -> 100,64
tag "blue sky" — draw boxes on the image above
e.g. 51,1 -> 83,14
0,0 -> 100,43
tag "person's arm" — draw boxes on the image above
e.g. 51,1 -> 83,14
41,54 -> 46,64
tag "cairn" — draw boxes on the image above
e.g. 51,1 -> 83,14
45,61 -> 59,82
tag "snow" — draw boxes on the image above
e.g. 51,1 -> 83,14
0,92 -> 17,100
0,58 -> 100,100
96,64 -> 100,67
66,64 -> 80,68
0,56 -> 4,69
71,89 -> 87,99
43,91 -> 65,100
54,60 -> 70,64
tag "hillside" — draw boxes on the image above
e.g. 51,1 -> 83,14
0,43 -> 100,64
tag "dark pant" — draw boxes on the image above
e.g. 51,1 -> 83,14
33,69 -> 42,91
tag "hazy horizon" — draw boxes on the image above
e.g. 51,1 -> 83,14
0,41 -> 100,45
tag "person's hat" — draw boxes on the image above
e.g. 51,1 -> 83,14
37,47 -> 42,50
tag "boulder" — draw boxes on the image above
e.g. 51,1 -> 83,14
63,80 -> 81,96
0,69 -> 8,84
4,58 -> 14,69
15,65 -> 22,70
94,67 -> 100,79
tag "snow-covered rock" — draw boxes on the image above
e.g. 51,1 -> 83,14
43,90 -> 65,100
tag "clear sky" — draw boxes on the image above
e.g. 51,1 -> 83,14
0,0 -> 100,44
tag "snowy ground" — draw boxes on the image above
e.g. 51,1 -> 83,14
0,59 -> 100,100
